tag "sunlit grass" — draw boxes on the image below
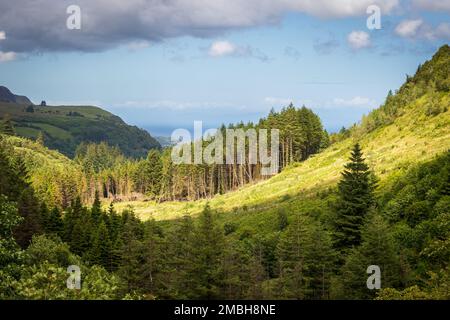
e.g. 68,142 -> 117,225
112,95 -> 450,221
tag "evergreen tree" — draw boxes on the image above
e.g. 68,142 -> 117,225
88,220 -> 112,268
1,116 -> 15,136
162,214 -> 195,298
333,143 -> 375,251
276,214 -> 335,299
45,207 -> 64,236
336,214 -> 401,299
91,191 -> 102,223
276,214 -> 311,299
14,186 -> 43,248
190,204 -> 225,299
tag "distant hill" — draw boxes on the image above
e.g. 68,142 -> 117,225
154,136 -> 174,148
0,89 -> 160,158
0,86 -> 32,104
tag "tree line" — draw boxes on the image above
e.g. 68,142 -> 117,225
1,104 -> 329,207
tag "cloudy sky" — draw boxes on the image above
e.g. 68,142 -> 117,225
0,0 -> 449,135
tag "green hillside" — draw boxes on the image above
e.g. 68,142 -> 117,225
0,100 -> 160,158
112,46 -> 450,221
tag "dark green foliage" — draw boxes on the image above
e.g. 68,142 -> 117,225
160,215 -> 196,299
44,207 -> 64,236
333,144 -> 376,250
90,191 -> 102,222
336,215 -> 402,299
1,116 -> 15,136
14,187 -> 43,247
276,214 -> 335,299
189,204 -> 225,299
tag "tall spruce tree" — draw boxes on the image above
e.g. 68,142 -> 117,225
336,214 -> 401,299
190,204 -> 225,299
162,214 -> 195,299
333,143 -> 375,251
90,191 -> 102,223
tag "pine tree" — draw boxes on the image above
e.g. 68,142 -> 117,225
1,116 -> 15,136
276,214 -> 311,299
190,204 -> 225,299
88,220 -> 112,268
45,207 -> 64,236
162,214 -> 195,298
14,186 -> 43,248
337,214 -> 401,299
91,191 -> 102,223
276,214 -> 335,299
334,143 -> 375,251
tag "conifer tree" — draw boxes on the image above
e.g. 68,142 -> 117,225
190,204 -> 225,299
14,183 -> 43,248
333,143 -> 375,250
46,207 -> 64,236
162,214 -> 195,298
88,220 -> 112,268
91,191 -> 102,223
337,215 -> 401,299
1,116 -> 15,136
276,214 -> 311,299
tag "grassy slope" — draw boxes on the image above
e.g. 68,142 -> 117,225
112,93 -> 450,222
0,103 -> 160,158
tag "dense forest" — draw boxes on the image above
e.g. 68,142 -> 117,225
0,45 -> 449,300
0,104 -> 329,207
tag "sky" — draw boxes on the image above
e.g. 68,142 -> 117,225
0,0 -> 449,136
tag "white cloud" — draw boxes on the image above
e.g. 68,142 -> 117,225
208,41 -> 236,57
207,40 -> 269,61
395,20 -> 450,41
412,0 -> 450,13
347,31 -> 371,50
0,31 -> 5,40
333,96 -> 377,108
0,0 -> 400,53
395,19 -> 424,38
0,51 -> 16,62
